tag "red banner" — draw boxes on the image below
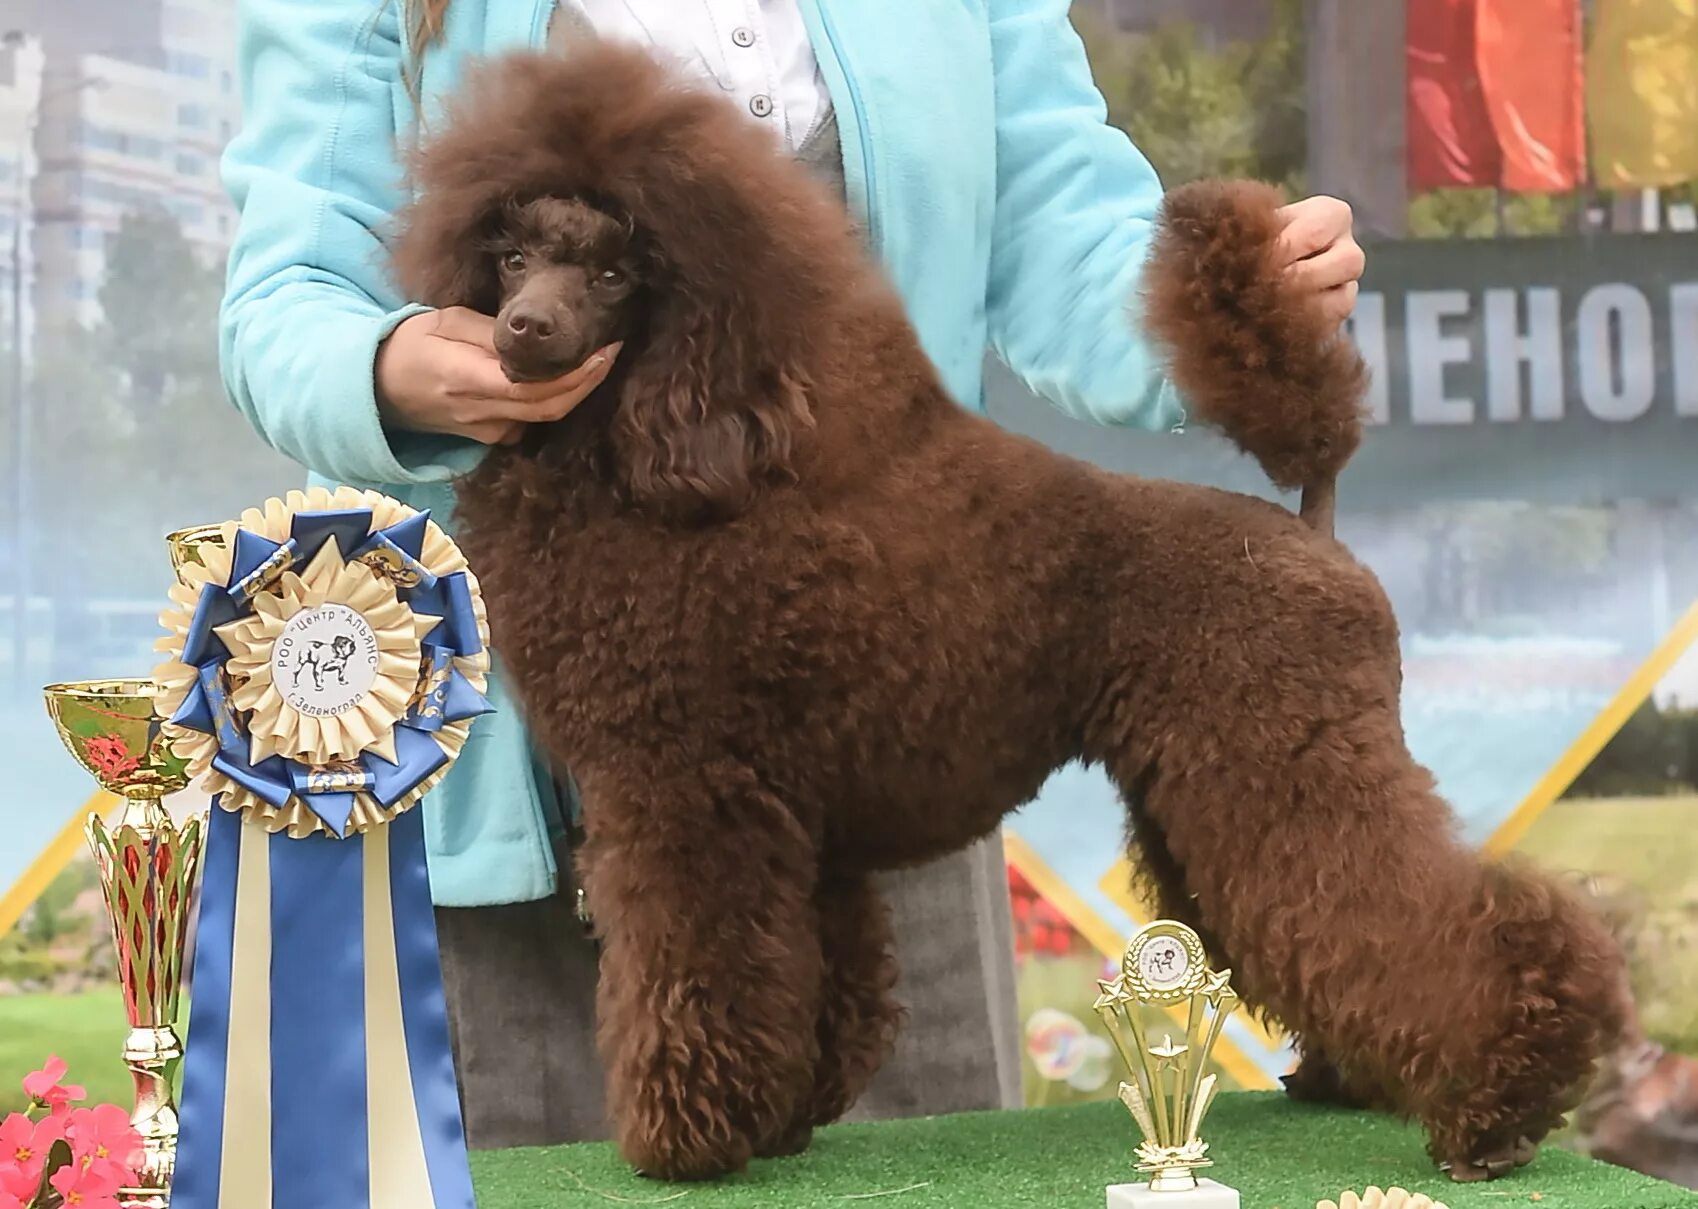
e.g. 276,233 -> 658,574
1476,0 -> 1586,191
1408,0 -> 1500,188
1407,0 -> 1586,192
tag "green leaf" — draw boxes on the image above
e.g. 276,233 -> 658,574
35,1136 -> 74,1206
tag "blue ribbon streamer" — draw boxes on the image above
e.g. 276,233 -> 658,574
211,752 -> 294,811
290,509 -> 375,566
172,802 -> 242,1209
270,828 -> 369,1209
406,572 -> 482,658
227,533 -> 297,604
389,809 -> 477,1209
404,648 -> 457,733
181,583 -> 241,668
368,727 -> 451,809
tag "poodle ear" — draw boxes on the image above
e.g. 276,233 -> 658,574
388,180 -> 505,313
612,271 -> 813,523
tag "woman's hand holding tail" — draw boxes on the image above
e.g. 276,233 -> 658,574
1275,196 -> 1366,330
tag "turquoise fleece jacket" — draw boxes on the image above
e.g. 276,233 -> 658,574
220,0 -> 1184,906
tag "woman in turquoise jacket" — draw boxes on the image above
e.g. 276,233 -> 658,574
222,0 -> 1363,1147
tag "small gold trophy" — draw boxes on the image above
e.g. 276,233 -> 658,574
1094,921 -> 1241,1208
164,524 -> 227,578
43,680 -> 205,1209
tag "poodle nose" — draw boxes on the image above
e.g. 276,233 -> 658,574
506,306 -> 556,340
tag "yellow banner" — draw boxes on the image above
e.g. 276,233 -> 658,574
1588,0 -> 1698,188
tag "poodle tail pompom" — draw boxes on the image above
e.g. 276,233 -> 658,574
1142,180 -> 1369,534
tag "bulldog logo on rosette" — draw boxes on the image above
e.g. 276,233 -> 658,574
275,604 -> 380,712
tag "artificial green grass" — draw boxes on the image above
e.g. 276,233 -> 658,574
0,990 -> 135,1113
470,1094 -> 1698,1209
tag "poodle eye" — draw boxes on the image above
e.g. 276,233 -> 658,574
598,267 -> 625,287
500,250 -> 526,273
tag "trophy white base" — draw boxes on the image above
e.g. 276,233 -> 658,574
1107,1179 -> 1240,1209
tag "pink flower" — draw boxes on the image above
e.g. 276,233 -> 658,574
0,1111 -> 63,1199
0,1190 -> 27,1209
22,1057 -> 86,1117
64,1105 -> 142,1186
81,735 -> 141,781
50,1157 -> 121,1207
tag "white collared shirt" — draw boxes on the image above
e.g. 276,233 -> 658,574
569,0 -> 829,149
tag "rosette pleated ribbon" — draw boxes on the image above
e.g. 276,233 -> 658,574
153,488 -> 493,1209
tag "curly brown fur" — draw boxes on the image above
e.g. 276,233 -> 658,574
1142,179 -> 1369,533
393,43 -> 1627,1182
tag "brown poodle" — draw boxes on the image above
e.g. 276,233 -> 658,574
390,44 -> 1628,1183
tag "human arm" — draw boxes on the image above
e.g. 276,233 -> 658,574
983,0 -> 1361,430
221,0 -> 611,483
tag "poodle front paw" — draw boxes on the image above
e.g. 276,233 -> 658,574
623,1126 -> 755,1183
754,1118 -> 814,1160
1281,1051 -> 1376,1110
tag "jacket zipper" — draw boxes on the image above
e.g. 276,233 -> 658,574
804,0 -> 881,252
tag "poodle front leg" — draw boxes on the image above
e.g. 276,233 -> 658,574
578,762 -> 823,1180
808,874 -> 904,1130
1281,1045 -> 1387,1111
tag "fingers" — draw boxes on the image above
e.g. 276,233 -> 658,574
1275,194 -> 1354,264
428,306 -> 499,353
1325,281 -> 1360,324
1273,195 -> 1365,330
480,345 -> 622,423
1285,237 -> 1366,295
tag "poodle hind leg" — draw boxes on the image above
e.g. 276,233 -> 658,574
578,760 -> 823,1180
1110,714 -> 1625,1181
1428,859 -> 1630,1182
762,873 -> 904,1158
1126,779 -> 1390,1114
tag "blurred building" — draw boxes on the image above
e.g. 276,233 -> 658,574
0,33 -> 43,346
0,0 -> 237,335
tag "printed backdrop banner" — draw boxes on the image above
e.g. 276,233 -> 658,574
993,231 -> 1698,509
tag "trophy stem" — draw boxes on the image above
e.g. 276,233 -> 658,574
87,795 -> 205,1209
118,1025 -> 183,1209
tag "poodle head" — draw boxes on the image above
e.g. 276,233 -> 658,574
484,197 -> 646,384
390,43 -> 872,521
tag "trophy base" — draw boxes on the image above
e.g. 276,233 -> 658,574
117,1188 -> 170,1209
1108,1178 -> 1240,1208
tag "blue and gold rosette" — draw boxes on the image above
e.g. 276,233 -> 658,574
153,487 -> 492,1209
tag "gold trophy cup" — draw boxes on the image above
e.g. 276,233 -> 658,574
164,524 -> 227,579
44,679 -> 205,1209
1094,921 -> 1242,1208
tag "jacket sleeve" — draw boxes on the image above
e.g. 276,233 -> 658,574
984,0 -> 1186,431
220,0 -> 486,486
